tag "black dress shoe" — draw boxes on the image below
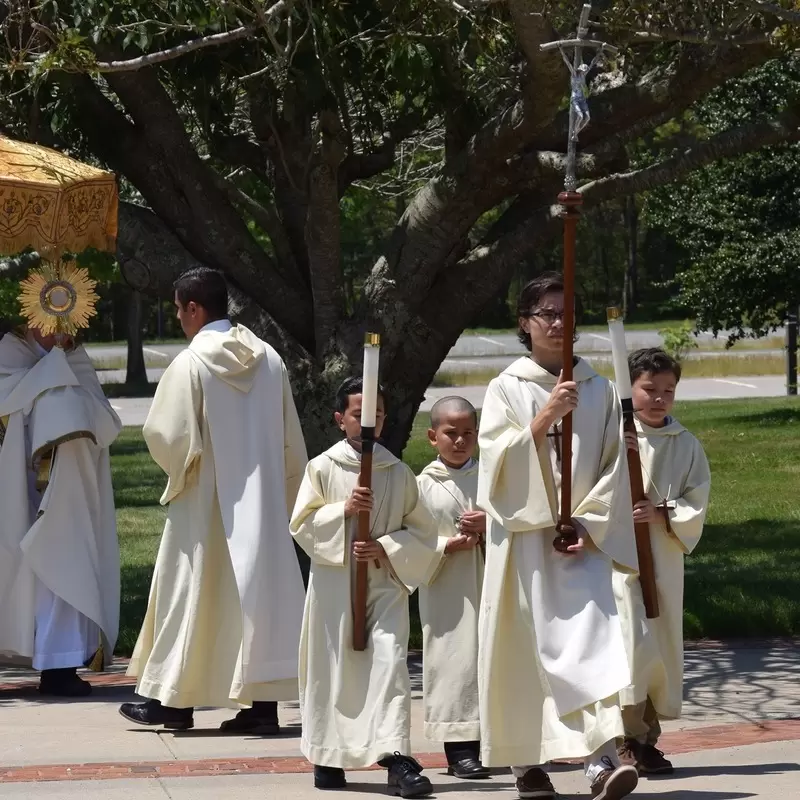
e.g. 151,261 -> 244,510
39,668 -> 92,698
447,756 -> 491,779
119,699 -> 194,730
220,701 -> 280,735
378,753 -> 433,798
313,765 -> 346,789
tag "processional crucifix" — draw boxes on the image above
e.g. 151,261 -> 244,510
539,4 -> 618,552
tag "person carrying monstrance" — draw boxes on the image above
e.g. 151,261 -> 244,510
0,261 -> 122,697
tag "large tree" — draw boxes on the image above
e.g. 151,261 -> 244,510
1,0 -> 798,453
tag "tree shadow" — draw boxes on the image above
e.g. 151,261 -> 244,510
668,763 -> 800,779
682,644 -> 800,725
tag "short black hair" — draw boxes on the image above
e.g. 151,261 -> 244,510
430,396 -> 478,429
173,267 -> 229,320
516,271 -> 577,351
629,348 -> 682,383
334,376 -> 389,414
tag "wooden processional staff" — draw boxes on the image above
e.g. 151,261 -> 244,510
540,4 -> 618,551
352,333 -> 381,651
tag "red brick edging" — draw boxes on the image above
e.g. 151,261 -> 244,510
2,719 -> 799,784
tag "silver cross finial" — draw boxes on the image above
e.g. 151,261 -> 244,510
540,4 -> 618,192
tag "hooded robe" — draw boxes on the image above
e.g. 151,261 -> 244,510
127,320 -> 307,708
477,357 -> 638,766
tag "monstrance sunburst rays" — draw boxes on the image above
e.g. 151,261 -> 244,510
17,260 -> 99,336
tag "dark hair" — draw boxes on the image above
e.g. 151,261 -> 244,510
629,348 -> 682,383
430,396 -> 478,429
516,272 -> 577,351
173,267 -> 229,320
334,376 -> 389,414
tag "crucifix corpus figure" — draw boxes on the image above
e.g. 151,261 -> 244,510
540,2 -> 619,191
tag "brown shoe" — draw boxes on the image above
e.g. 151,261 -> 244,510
590,759 -> 639,800
515,767 -> 556,799
617,739 -> 641,771
638,745 -> 674,775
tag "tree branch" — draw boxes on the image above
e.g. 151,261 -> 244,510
337,108 -> 426,193
210,170 -> 299,279
750,1 -> 800,26
622,27 -> 775,46
305,109 -> 347,357
27,1 -> 293,73
64,69 -> 312,345
580,107 -> 800,203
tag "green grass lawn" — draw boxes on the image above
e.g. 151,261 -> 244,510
111,397 -> 800,655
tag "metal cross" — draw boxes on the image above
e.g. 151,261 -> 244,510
540,3 -> 618,192
547,423 -> 563,465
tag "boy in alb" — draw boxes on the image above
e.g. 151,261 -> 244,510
418,396 -> 490,780
615,349 -> 711,775
291,377 -> 439,798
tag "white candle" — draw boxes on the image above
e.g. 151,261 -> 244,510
607,307 -> 632,402
361,333 -> 381,428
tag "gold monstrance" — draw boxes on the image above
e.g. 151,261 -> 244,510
17,260 -> 99,337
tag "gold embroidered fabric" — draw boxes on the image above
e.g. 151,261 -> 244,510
0,136 -> 118,258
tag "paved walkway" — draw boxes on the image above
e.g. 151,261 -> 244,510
1,642 -> 799,797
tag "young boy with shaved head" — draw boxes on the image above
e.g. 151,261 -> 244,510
417,396 -> 490,780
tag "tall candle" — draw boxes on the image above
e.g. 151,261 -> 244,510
607,307 -> 632,402
361,333 -> 381,428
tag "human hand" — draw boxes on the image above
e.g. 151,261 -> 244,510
633,499 -> 658,524
458,510 -> 486,536
541,371 -> 579,423
624,431 -> 639,453
353,539 -> 387,563
558,519 -> 587,555
445,533 -> 480,554
345,486 -> 373,518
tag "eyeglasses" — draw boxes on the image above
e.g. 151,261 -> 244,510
527,309 -> 566,326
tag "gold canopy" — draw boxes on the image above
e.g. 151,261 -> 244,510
0,136 -> 118,258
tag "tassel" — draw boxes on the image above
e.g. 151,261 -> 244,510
86,642 -> 105,673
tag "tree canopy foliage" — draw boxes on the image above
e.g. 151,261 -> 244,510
1,0 -> 799,451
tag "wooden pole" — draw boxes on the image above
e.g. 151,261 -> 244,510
624,415 -> 660,618
553,191 -> 582,552
352,332 -> 380,651
352,432 -> 374,651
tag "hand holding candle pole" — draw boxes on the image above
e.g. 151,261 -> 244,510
353,333 -> 380,651
607,308 -> 659,618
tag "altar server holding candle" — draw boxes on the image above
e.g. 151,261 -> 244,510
610,341 -> 711,776
291,374 -> 441,797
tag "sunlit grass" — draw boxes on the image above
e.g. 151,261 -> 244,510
112,399 -> 800,655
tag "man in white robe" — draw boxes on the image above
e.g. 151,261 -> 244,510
0,326 -> 121,697
120,267 -> 307,732
291,377 -> 439,798
417,396 -> 489,780
614,348 -> 711,775
477,273 -> 640,800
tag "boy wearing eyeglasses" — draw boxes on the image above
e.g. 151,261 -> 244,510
476,272 -> 640,800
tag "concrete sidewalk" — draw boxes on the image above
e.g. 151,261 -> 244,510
2,642 -> 799,797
